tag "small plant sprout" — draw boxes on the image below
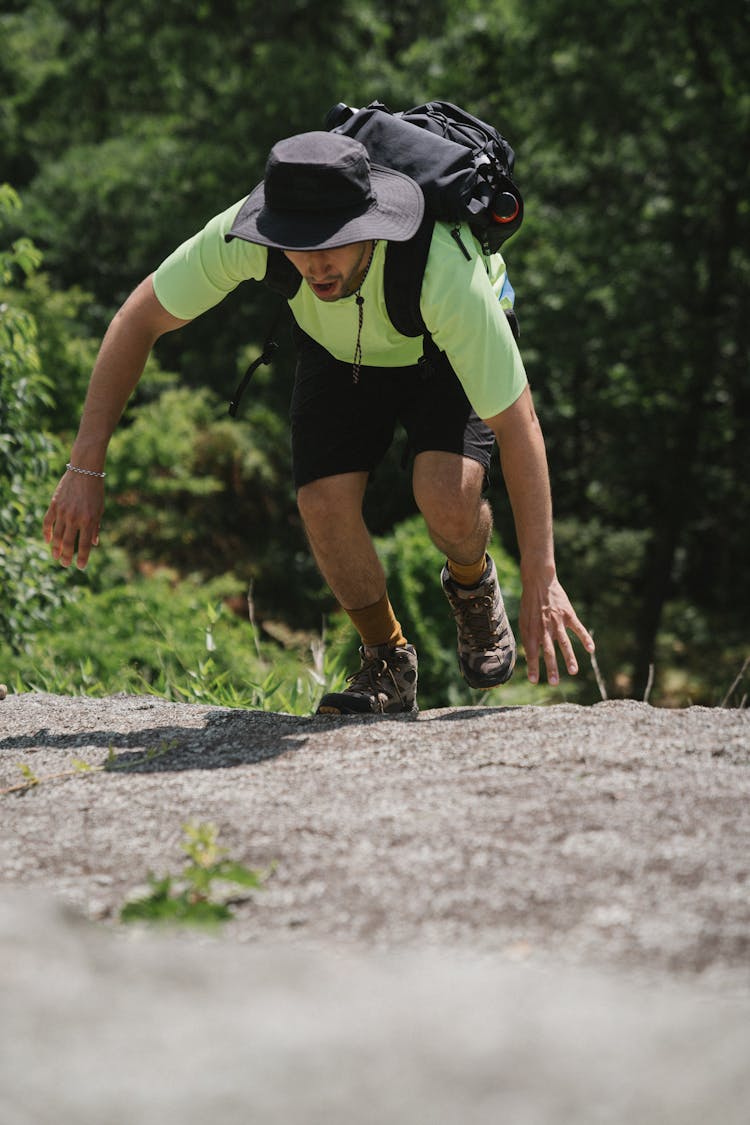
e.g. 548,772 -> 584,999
17,763 -> 39,789
120,821 -> 269,928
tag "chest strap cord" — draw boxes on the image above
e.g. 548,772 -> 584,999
352,293 -> 365,384
351,240 -> 377,385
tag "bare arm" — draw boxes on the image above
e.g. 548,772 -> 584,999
43,275 -> 190,569
485,385 -> 594,685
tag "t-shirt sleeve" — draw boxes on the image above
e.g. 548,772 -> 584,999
152,198 -> 268,320
419,223 -> 528,420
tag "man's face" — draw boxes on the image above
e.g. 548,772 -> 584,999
283,240 -> 374,302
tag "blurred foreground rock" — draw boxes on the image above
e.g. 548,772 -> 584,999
1,888 -> 749,1125
1,694 -> 748,1122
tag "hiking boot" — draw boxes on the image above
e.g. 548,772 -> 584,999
441,556 -> 516,689
316,643 -> 418,716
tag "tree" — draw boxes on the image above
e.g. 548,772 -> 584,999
3,0 -> 748,702
428,0 -> 750,696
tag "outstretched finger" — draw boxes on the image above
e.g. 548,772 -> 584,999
42,501 -> 58,545
556,622 -> 579,676
525,633 -> 541,685
53,520 -> 79,568
76,524 -> 98,570
568,611 -> 595,655
542,629 -> 560,686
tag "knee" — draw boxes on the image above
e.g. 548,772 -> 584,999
414,459 -> 486,544
416,480 -> 485,543
423,494 -> 484,544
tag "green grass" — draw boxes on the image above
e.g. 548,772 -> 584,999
1,568 -> 348,715
11,514 -> 740,709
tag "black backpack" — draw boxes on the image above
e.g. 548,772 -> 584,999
229,100 -> 522,416
328,99 -> 523,256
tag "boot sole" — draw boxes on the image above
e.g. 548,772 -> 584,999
459,657 -> 516,690
315,704 -> 419,717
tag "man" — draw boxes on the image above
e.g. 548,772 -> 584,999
44,130 -> 594,715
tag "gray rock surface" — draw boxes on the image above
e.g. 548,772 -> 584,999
1,694 -> 749,1122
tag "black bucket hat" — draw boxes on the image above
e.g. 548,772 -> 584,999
226,131 -> 424,251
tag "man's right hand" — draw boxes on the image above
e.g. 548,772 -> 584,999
40,275 -> 190,571
43,470 -> 105,570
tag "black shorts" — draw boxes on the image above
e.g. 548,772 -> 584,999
289,328 -> 496,489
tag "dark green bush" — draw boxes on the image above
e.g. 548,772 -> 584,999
0,185 -> 75,651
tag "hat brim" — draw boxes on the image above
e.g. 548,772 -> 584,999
225,165 -> 425,251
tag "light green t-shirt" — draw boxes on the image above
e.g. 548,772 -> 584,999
153,198 -> 527,419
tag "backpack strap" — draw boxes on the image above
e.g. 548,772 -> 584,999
383,213 -> 435,338
228,250 -> 300,417
230,228 -> 519,417
385,214 -> 520,348
263,247 -> 302,298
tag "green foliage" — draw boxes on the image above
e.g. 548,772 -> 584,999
99,374 -> 327,626
551,518 -> 648,695
120,821 -> 267,929
405,0 -> 750,696
0,185 -> 75,649
1,2 -> 747,706
3,268 -> 100,433
499,1 -> 750,693
104,381 -> 296,577
0,564 -> 346,714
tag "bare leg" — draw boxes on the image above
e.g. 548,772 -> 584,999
299,471 -> 417,715
412,451 -> 492,564
414,450 -> 516,689
296,471 -> 385,609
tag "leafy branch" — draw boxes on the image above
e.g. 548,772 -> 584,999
0,740 -> 177,796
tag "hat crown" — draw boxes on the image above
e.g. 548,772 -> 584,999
226,129 -> 424,251
265,132 -> 375,214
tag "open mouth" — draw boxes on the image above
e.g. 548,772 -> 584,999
309,279 -> 339,299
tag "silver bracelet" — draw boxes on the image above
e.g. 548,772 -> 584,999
66,462 -> 106,479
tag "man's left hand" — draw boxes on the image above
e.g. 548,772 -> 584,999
520,573 -> 594,685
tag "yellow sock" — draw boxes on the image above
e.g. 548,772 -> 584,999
346,592 -> 408,649
447,555 -> 487,588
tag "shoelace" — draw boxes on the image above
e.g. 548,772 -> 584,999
346,654 -> 409,705
452,593 -> 510,651
347,656 -> 389,690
